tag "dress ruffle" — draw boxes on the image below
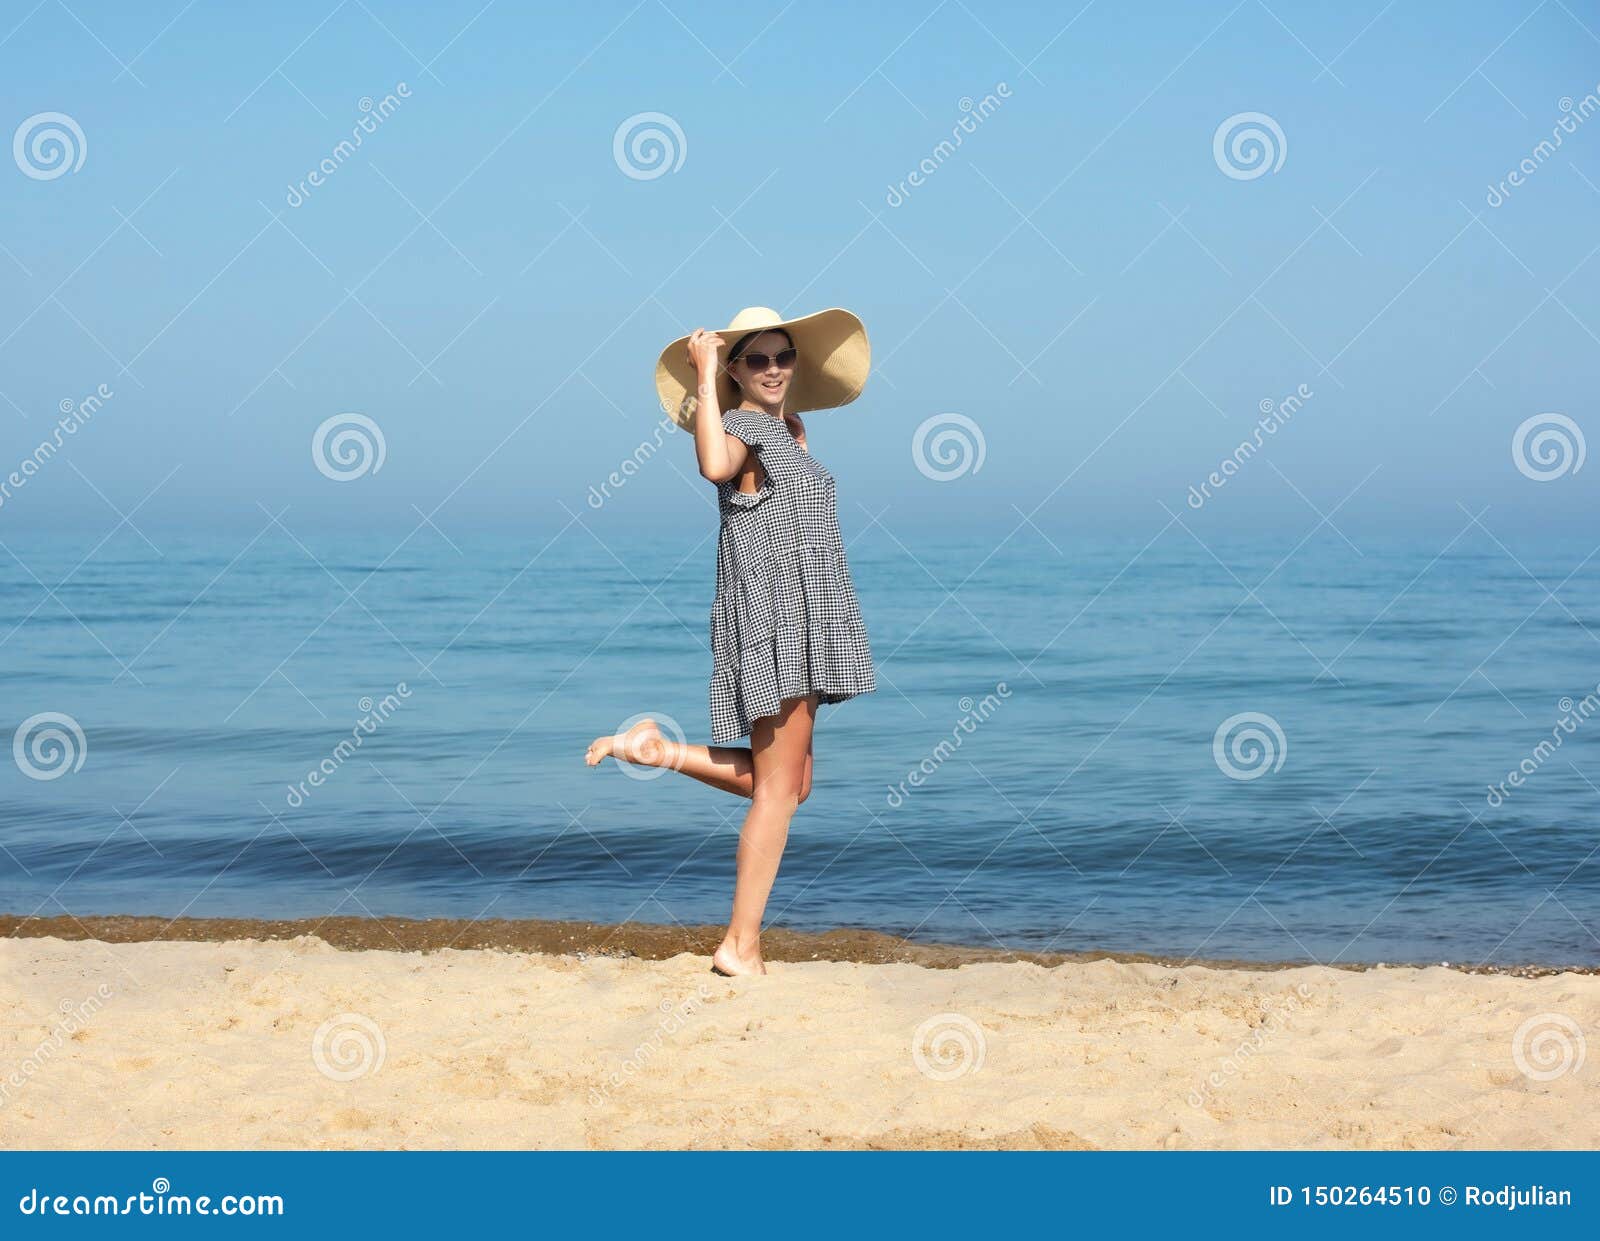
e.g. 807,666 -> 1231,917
721,479 -> 772,509
709,544 -> 874,738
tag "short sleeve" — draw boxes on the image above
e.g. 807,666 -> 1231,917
721,410 -> 769,452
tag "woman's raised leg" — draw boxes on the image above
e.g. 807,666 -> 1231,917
712,694 -> 816,976
585,716 -> 812,802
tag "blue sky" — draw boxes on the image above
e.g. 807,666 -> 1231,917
2,0 -> 1597,541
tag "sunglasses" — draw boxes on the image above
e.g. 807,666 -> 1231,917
734,347 -> 798,372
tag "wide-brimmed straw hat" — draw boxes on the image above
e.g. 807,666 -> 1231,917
654,306 -> 870,431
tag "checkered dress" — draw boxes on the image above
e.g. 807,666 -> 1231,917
708,408 -> 876,743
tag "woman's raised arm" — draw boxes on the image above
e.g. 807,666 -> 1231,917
687,327 -> 749,483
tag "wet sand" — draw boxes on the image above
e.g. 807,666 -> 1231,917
2,913 -> 1590,977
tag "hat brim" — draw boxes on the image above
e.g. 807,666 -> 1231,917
654,307 -> 870,432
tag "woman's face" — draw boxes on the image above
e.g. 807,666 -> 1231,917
730,330 -> 795,410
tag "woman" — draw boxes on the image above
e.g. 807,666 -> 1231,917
585,306 -> 876,977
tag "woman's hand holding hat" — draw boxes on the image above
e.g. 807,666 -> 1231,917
687,328 -> 725,378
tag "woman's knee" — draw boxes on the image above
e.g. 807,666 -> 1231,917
752,786 -> 802,815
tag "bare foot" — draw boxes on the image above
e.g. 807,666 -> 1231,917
711,939 -> 767,977
584,717 -> 671,768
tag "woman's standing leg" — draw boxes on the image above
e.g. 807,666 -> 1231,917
712,694 -> 816,976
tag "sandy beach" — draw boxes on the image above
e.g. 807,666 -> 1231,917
2,921 -> 1596,1150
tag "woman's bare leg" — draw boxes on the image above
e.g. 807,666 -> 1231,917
585,717 -> 812,801
712,694 -> 816,976
662,742 -> 753,797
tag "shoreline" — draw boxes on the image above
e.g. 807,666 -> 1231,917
2,913 -> 1592,977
